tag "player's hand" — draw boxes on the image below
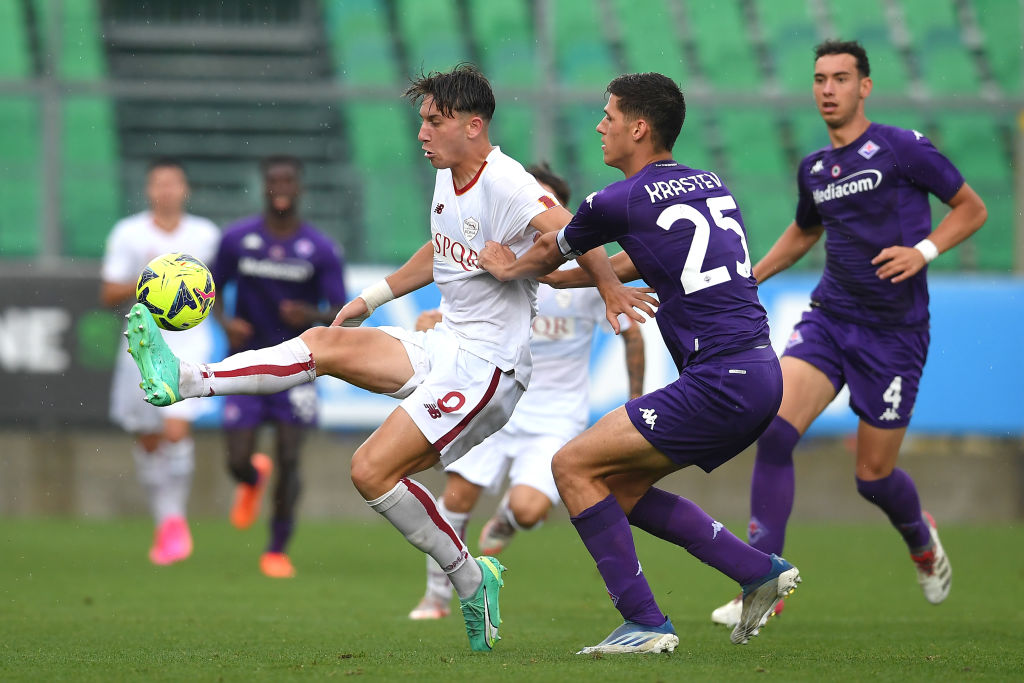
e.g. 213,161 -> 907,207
871,245 -> 927,283
600,283 -> 659,333
224,317 -> 254,349
414,309 -> 443,332
478,241 -> 516,280
279,300 -> 314,327
331,297 -> 370,327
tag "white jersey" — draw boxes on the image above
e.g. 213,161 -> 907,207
508,281 -> 623,433
431,147 -> 558,386
102,211 -> 220,356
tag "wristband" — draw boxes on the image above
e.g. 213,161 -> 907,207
340,279 -> 394,327
913,238 -> 939,264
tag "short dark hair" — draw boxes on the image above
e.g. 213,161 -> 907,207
147,156 -> 186,175
403,63 -> 495,121
814,39 -> 871,78
526,162 -> 570,205
261,154 -> 304,177
605,73 -> 685,152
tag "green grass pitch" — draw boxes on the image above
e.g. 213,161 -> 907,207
1,517 -> 1021,681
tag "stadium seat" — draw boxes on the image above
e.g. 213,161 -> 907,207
467,0 -> 537,87
789,108 -> 831,157
561,104 -> 619,201
676,105 -> 716,174
0,98 -> 41,257
898,0 -> 980,95
608,0 -> 690,83
553,0 -> 618,87
829,0 -> 911,94
324,0 -> 400,85
972,0 -> 1022,94
754,0 -> 820,92
394,0 -> 470,73
717,110 -> 788,177
971,192 -> 1016,271
0,1 -> 31,80
490,103 -> 535,169
684,0 -> 760,89
727,174 -> 796,263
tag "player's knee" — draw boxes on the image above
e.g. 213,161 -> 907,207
550,448 -> 580,490
510,505 -> 548,530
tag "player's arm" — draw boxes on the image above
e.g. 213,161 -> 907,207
872,183 -> 987,283
752,221 -> 825,284
540,251 -> 640,289
620,323 -> 645,399
332,241 -> 435,327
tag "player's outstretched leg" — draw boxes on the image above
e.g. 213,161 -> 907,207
459,556 -> 506,651
125,303 -> 181,406
910,511 -> 952,604
731,555 -> 801,645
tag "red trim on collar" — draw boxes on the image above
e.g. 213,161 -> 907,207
453,161 -> 488,196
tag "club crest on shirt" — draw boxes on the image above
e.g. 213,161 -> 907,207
787,329 -> 804,348
295,238 -> 315,258
858,140 -> 880,160
462,216 -> 480,241
554,290 -> 573,308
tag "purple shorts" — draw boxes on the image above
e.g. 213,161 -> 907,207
783,307 -> 928,429
626,344 -> 782,472
222,384 -> 319,430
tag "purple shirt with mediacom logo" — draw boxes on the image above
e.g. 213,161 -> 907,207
795,122 -> 964,329
213,215 -> 347,351
559,161 -> 770,372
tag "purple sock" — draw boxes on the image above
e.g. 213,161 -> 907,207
856,469 -> 930,549
268,517 -> 294,554
748,416 -> 800,555
628,488 -> 772,585
571,495 -> 665,627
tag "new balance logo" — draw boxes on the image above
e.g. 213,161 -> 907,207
879,408 -> 901,421
424,403 -> 442,419
640,408 -> 658,430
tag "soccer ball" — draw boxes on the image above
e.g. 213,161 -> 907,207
136,253 -> 216,331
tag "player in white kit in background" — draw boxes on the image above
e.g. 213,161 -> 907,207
101,157 -> 220,565
122,65 -> 652,651
409,163 -> 646,620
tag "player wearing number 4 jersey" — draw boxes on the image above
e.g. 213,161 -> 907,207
121,64 -> 647,652
706,40 -> 987,627
480,72 -> 800,654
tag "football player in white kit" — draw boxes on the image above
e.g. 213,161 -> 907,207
101,157 -> 219,565
122,65 -> 655,651
409,164 -> 646,620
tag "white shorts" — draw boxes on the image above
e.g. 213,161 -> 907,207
446,422 -> 575,505
109,326 -> 212,433
378,324 -> 525,467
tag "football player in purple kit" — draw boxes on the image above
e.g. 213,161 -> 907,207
708,40 -> 987,627
212,155 -> 348,578
479,72 -> 801,654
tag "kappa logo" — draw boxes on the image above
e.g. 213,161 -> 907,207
810,159 -> 824,174
241,232 -> 264,250
912,129 -> 925,141
879,408 -> 901,422
585,191 -> 597,207
434,203 -> 444,214
462,216 -> 480,241
640,407 -> 658,430
858,140 -> 880,159
635,560 -> 643,576
424,403 -> 442,419
711,520 -> 724,539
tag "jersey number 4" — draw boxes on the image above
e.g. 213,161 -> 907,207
656,196 -> 752,295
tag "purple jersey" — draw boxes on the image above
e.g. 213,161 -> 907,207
214,216 -> 347,350
559,161 -> 770,371
795,122 -> 964,328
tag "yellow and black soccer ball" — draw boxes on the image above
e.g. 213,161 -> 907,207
135,252 -> 216,331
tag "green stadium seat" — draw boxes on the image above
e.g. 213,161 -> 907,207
972,192 -> 1016,271
727,174 -> 796,262
0,2 -> 31,79
553,0 -> 618,87
790,108 -> 831,156
675,106 -> 715,173
972,0 -> 1022,94
685,0 -> 760,89
754,0 -> 820,92
608,0 -> 690,83
324,0 -> 400,85
898,0 -> 979,95
490,103 -> 535,167
0,98 -> 41,257
61,97 -> 121,258
467,0 -> 537,87
935,112 -> 1011,185
562,105 -> 618,200
717,110 -> 788,177
829,0 -> 911,94
394,0 -> 470,73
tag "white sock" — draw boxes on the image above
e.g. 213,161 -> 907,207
154,438 -> 194,521
178,337 -> 316,399
425,501 -> 470,601
367,478 -> 482,599
132,443 -> 165,522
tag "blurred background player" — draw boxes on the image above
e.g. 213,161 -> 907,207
100,157 -> 220,565
212,155 -> 347,578
710,39 -> 987,626
409,163 -> 646,620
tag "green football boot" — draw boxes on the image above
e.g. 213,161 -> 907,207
459,556 -> 506,652
124,303 -> 181,407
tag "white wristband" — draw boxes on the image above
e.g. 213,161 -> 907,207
913,238 -> 939,264
359,279 -> 395,313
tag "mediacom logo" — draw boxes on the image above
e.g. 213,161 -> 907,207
811,169 -> 883,204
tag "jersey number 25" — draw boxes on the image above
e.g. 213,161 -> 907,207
656,195 -> 752,295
